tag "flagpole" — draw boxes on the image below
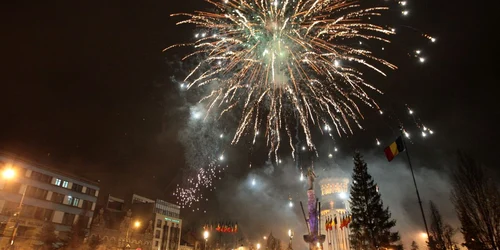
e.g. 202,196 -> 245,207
400,127 -> 430,239
318,201 -> 321,239
333,215 -> 337,250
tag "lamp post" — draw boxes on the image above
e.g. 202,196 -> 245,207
288,229 -> 294,249
2,167 -> 27,248
124,220 -> 140,249
203,230 -> 209,250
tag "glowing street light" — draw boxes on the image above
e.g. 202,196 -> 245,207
420,232 -> 428,239
2,168 -> 15,180
2,166 -> 26,247
256,243 -> 261,250
204,230 -> 210,250
125,220 -> 141,248
134,221 -> 141,228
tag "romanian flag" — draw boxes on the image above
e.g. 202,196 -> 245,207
333,216 -> 337,229
216,223 -> 221,232
384,136 -> 405,162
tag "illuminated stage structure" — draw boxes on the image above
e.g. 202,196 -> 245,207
319,177 -> 350,250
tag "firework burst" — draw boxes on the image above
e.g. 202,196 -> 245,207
166,0 -> 427,160
174,158 -> 227,208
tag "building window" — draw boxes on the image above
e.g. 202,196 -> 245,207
62,181 -> 69,188
67,196 -> 73,205
155,241 -> 159,247
72,183 -> 83,192
26,186 -> 48,200
86,188 -> 96,196
21,205 -> 36,218
51,192 -> 65,203
1,201 -> 19,216
34,207 -> 53,221
30,171 -> 52,183
156,219 -> 162,228
82,200 -> 93,210
3,182 -> 21,193
155,230 -> 161,239
62,213 -> 75,225
54,178 -> 62,186
72,197 -> 80,207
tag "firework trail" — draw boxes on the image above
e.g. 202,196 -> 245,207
166,0 -> 433,160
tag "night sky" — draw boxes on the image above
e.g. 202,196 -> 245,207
0,0 -> 496,234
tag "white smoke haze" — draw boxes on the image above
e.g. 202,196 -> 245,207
178,103 -> 226,170
214,160 -> 310,249
208,150 -> 459,249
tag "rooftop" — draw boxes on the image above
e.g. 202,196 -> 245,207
0,151 -> 100,187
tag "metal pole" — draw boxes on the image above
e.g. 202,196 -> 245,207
400,131 -> 430,239
318,201 -> 321,241
10,184 -> 27,247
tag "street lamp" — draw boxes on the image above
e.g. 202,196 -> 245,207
203,230 -> 209,250
124,220 -> 140,249
256,243 -> 261,250
2,168 -> 15,180
288,230 -> 294,249
1,167 -> 27,247
420,232 -> 428,239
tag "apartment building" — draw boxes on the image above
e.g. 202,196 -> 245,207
0,153 -> 99,246
102,193 -> 182,250
151,197 -> 182,250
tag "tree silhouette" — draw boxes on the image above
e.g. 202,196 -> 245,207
410,240 -> 419,250
451,152 -> 500,250
349,151 -> 401,250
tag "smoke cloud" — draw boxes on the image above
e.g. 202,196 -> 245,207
204,150 -> 459,249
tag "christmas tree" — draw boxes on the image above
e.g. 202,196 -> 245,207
410,241 -> 419,250
349,151 -> 402,250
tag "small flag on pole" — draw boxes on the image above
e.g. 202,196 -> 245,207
384,136 -> 405,162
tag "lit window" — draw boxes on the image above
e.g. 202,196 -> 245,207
55,179 -> 62,186
67,196 -> 73,204
62,181 -> 69,188
72,198 -> 80,207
